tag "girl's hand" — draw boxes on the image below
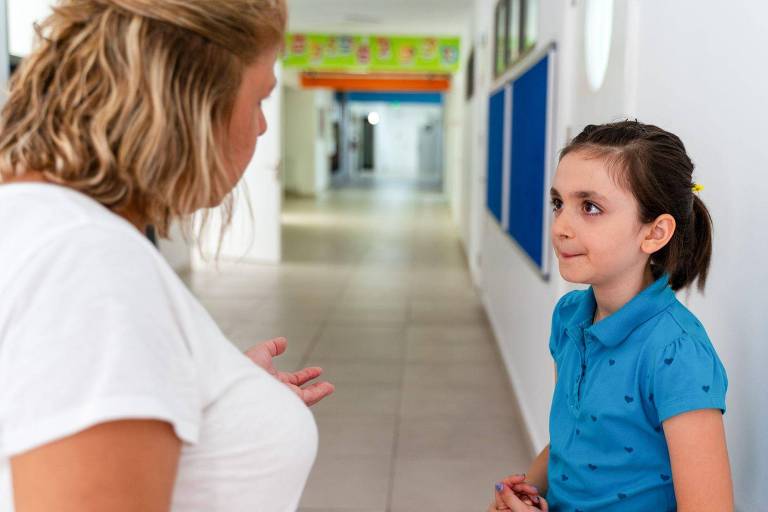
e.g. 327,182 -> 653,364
492,480 -> 549,511
489,475 -> 543,511
501,474 -> 541,500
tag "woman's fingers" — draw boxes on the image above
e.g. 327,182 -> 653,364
279,366 -> 323,386
293,381 -> 335,406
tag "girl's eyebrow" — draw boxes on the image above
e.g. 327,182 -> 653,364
550,187 -> 608,202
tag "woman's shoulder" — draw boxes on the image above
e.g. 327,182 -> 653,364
0,183 -> 164,283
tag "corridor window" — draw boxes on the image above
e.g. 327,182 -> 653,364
508,0 -> 521,64
494,0 -> 509,78
523,0 -> 539,53
493,0 -> 539,78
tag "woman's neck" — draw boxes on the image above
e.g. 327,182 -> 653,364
592,266 -> 655,323
2,170 -> 146,232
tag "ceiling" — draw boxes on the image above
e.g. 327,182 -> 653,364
286,0 -> 472,36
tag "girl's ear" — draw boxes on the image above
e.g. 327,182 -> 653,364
641,214 -> 676,255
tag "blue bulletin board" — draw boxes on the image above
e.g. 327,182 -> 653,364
486,45 -> 556,278
486,88 -> 506,224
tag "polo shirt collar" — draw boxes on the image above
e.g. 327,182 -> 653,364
565,275 -> 676,348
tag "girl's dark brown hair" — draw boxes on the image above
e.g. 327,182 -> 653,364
560,120 -> 713,292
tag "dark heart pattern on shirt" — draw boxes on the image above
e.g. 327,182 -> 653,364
649,393 -> 654,403
624,446 -> 634,453
702,385 -> 710,393
624,395 -> 635,404
654,425 -> 662,433
588,464 -> 598,471
618,493 -> 628,500
561,474 -> 569,481
591,415 -> 598,422
664,357 -> 674,365
660,474 -> 671,481
608,359 -> 616,366
576,428 -> 581,436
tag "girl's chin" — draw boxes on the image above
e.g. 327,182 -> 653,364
557,266 -> 593,285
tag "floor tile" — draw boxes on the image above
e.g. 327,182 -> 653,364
299,454 -> 392,510
396,417 -> 530,460
390,457 -> 523,512
315,415 -> 397,457
311,383 -> 401,418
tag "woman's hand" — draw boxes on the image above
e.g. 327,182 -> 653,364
245,337 -> 335,406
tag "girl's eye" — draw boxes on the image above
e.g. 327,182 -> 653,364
583,201 -> 602,216
551,198 -> 563,213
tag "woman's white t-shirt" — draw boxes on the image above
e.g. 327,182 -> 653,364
0,183 -> 317,511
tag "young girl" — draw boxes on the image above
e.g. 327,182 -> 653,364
489,121 -> 732,512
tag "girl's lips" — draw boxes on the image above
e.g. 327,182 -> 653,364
558,251 -> 584,259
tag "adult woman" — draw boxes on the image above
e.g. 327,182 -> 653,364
0,0 -> 332,510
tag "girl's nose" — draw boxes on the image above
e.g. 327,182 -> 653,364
552,212 -> 573,239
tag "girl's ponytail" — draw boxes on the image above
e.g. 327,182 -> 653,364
669,194 -> 713,291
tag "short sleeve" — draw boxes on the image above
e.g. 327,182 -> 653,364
649,334 -> 728,423
0,225 -> 201,457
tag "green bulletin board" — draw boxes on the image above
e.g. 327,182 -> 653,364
283,34 -> 461,73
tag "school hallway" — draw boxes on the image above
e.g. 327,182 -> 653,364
186,186 -> 531,511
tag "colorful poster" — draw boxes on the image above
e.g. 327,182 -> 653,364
283,33 -> 461,73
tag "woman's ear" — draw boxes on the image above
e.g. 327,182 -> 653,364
641,214 -> 676,255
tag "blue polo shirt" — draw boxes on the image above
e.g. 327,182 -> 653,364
546,275 -> 727,512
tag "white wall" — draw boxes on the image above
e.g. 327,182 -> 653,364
0,0 -> 10,104
347,101 -> 443,182
631,2 -> 767,509
443,28 -> 471,236
464,0 -> 767,509
157,224 -> 191,273
7,0 -> 53,57
283,87 -> 333,196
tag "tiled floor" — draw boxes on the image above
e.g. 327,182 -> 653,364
186,185 -> 532,512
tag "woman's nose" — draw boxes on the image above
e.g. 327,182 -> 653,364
258,111 -> 268,137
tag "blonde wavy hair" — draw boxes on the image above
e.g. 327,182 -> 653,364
0,0 -> 286,237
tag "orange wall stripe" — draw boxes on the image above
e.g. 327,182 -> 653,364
300,73 -> 451,92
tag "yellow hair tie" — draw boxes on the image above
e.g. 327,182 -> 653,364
692,183 -> 704,193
